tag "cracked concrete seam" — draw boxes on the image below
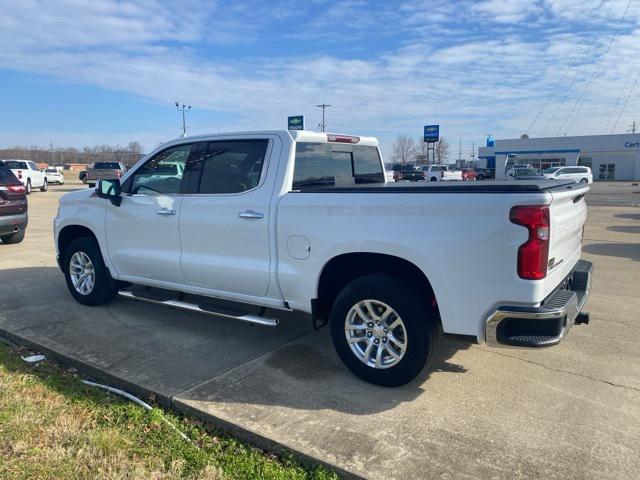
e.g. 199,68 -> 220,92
475,347 -> 640,393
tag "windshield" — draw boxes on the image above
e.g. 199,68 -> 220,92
2,160 -> 28,170
543,167 -> 560,174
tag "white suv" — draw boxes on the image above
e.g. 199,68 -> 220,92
543,166 -> 593,184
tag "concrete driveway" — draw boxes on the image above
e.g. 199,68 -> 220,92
1,184 -> 639,479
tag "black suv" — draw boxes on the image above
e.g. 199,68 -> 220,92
0,163 -> 28,244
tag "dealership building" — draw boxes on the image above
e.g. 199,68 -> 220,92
477,133 -> 640,181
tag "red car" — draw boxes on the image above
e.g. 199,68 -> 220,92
461,168 -> 477,181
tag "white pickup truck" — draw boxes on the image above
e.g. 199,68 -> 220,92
419,164 -> 463,181
54,131 -> 593,386
1,159 -> 48,194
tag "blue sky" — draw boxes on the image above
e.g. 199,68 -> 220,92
0,0 -> 639,158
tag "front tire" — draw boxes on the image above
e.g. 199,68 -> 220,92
580,178 -> 588,184
63,237 -> 118,306
40,178 -> 48,192
329,274 -> 439,387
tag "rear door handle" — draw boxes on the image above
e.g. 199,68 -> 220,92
238,210 -> 264,219
157,208 -> 176,215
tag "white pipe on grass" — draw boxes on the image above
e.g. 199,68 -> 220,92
82,380 -> 193,444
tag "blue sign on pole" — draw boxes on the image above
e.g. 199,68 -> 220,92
423,125 -> 439,143
288,115 -> 304,131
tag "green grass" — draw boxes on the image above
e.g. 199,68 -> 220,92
0,342 -> 339,480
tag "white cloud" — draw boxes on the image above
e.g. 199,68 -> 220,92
0,0 -> 639,156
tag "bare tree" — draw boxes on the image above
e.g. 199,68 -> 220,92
415,137 -> 428,164
391,134 -> 416,165
435,137 -> 450,165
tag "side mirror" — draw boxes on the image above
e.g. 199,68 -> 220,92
96,179 -> 122,207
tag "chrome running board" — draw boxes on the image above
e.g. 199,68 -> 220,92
117,290 -> 279,327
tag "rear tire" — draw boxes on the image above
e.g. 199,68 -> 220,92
63,237 -> 118,306
25,180 -> 32,195
0,229 -> 25,244
40,178 -> 48,192
329,274 -> 440,387
580,178 -> 588,184
430,177 -> 437,182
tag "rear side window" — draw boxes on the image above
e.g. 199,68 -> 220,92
0,164 -> 19,183
94,162 -> 121,169
3,160 -> 28,170
188,140 -> 269,194
293,142 -> 384,189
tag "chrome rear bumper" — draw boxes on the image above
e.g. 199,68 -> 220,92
485,259 -> 593,348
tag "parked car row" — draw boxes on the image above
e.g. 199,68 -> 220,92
506,166 -> 593,184
0,163 -> 28,244
0,160 -> 68,194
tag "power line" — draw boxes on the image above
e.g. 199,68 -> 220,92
557,0 -> 633,136
604,35 -> 640,132
527,0 -> 612,135
540,0 -> 616,135
611,67 -> 640,132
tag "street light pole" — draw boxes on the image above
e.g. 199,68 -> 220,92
175,102 -> 191,137
316,104 -> 331,132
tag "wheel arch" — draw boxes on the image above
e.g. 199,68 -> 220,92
314,252 -> 439,323
57,225 -> 100,273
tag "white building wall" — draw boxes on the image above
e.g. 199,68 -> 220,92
478,133 -> 640,181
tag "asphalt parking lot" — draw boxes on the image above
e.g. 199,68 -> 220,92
1,183 -> 639,479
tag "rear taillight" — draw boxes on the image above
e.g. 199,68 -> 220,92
7,184 -> 25,193
421,171 -> 427,179
510,205 -> 550,280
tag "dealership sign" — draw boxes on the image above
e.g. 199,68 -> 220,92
624,142 -> 640,148
288,115 -> 304,130
424,125 -> 439,143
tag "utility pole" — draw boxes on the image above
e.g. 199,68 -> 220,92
628,121 -> 637,134
316,104 -> 331,132
470,141 -> 476,165
457,139 -> 462,164
49,141 -> 55,166
175,102 -> 191,137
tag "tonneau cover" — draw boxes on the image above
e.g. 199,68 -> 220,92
295,180 -> 584,194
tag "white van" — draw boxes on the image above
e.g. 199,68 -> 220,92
543,166 -> 593,184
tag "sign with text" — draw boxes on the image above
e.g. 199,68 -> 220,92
288,115 -> 304,130
423,125 -> 440,143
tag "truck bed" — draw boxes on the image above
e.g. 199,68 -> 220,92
294,179 -> 581,194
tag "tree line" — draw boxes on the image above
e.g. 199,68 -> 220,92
390,134 -> 450,166
0,142 -> 145,167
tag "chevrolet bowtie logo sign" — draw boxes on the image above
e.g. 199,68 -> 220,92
288,115 -> 304,131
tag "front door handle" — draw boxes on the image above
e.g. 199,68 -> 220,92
157,208 -> 176,215
238,210 -> 264,219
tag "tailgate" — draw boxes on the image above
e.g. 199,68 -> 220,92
545,185 -> 589,293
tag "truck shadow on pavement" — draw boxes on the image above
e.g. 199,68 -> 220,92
0,267 -> 471,416
583,243 -> 640,261
606,225 -> 640,234
614,213 -> 640,221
